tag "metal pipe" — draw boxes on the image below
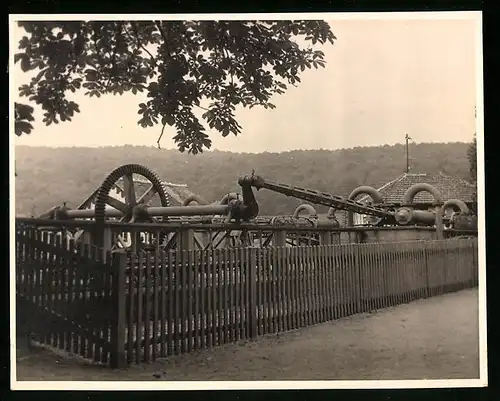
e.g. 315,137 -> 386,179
347,186 -> 384,226
144,205 -> 230,217
182,195 -> 209,206
315,218 -> 340,228
348,186 -> 384,204
293,204 -> 317,218
66,208 -> 123,218
441,199 -> 470,214
402,183 -> 443,204
410,210 -> 437,225
401,183 -> 444,236
394,207 -> 412,225
65,205 -> 230,219
394,207 -> 436,226
238,179 -> 260,220
439,199 -> 471,232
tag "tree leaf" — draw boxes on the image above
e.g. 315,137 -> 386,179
14,20 -> 337,151
15,121 -> 33,136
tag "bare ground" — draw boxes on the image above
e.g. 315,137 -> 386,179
15,288 -> 479,381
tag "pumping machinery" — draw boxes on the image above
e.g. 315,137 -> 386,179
19,163 -> 477,255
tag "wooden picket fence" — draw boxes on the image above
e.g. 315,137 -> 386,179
16,231 -> 478,368
16,228 -> 123,366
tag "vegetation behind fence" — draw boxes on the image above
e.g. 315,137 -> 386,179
16,233 -> 478,368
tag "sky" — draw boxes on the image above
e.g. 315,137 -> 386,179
11,13 -> 482,153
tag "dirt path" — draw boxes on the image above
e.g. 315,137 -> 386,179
16,288 -> 479,381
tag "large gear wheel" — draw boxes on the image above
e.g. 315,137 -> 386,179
94,164 -> 170,249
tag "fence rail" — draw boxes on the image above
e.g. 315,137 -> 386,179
16,232 -> 478,368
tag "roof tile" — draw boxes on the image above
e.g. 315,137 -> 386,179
134,181 -> 198,206
359,173 -> 476,204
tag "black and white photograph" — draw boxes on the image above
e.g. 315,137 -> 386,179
10,12 -> 487,390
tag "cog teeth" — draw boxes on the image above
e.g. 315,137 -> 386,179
93,164 -> 171,248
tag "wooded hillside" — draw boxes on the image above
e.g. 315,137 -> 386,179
15,142 -> 472,217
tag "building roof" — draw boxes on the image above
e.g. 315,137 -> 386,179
134,181 -> 200,206
83,179 -> 204,211
358,172 -> 476,204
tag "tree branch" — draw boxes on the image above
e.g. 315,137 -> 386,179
154,20 -> 169,43
128,22 -> 157,67
157,122 -> 167,149
222,47 -> 234,85
154,20 -> 174,64
105,22 -> 122,91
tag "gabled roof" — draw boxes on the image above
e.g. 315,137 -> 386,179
134,181 -> 199,206
357,172 -> 476,204
83,179 -> 202,210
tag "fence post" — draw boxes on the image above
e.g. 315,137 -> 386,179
248,247 -> 257,338
110,252 -> 127,368
435,206 -> 444,240
472,238 -> 478,287
355,244 -> 363,314
423,242 -> 430,298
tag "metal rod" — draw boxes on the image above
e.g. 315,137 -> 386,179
65,204 -> 230,219
395,208 -> 436,226
66,209 -> 123,218
16,217 -> 450,233
257,180 -> 394,217
147,205 -> 229,216
405,133 -> 412,173
412,210 -> 437,225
